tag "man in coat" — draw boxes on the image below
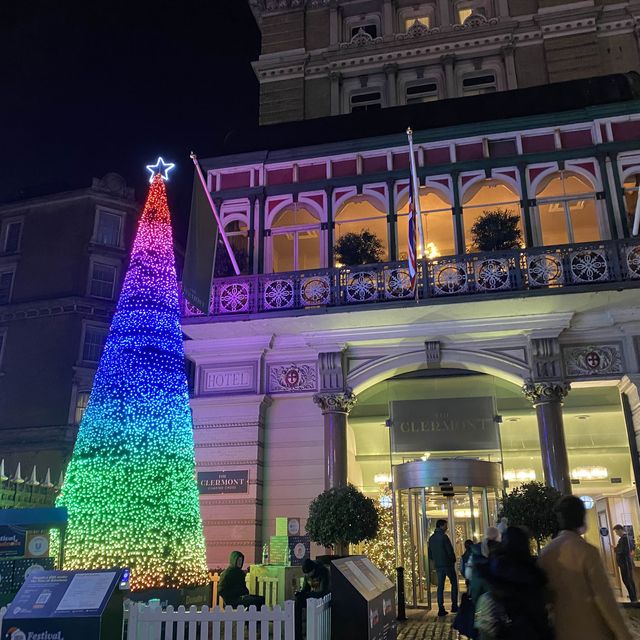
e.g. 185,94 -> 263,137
218,551 -> 265,608
539,496 -> 632,640
428,519 -> 458,616
613,524 -> 638,602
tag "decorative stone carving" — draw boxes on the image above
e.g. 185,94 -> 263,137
313,390 -> 357,414
453,14 -> 498,30
318,352 -> 345,391
425,341 -> 441,368
268,363 -> 318,393
340,28 -> 383,49
528,337 -> 562,381
562,344 -> 624,378
91,173 -> 134,199
522,380 -> 570,405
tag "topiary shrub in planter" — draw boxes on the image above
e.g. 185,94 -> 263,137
334,230 -> 384,266
470,208 -> 522,252
306,484 -> 379,556
499,481 -> 563,552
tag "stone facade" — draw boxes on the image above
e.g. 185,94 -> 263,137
248,0 -> 640,124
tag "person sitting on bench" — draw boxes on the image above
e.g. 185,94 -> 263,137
218,550 -> 265,608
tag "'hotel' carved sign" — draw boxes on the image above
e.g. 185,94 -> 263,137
197,471 -> 249,494
390,397 -> 499,452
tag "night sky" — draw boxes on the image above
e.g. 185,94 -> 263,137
0,0 -> 260,242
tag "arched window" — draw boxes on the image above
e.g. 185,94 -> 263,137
462,179 -> 523,252
536,171 -> 600,246
271,206 -> 321,273
334,196 -> 389,264
623,174 -> 640,236
397,187 -> 455,259
214,220 -> 250,277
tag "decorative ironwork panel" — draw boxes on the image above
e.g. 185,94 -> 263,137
384,267 -> 414,299
218,281 -> 250,313
431,261 -> 469,295
625,245 -> 640,279
301,275 -> 331,306
569,249 -> 609,283
263,278 -> 295,310
345,270 -> 378,303
526,253 -> 564,287
474,258 -> 511,292
182,298 -> 204,317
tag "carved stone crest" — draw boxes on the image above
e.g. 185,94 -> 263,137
562,344 -> 624,378
268,363 -> 318,393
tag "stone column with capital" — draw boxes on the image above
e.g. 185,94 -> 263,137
441,54 -> 456,99
384,63 -> 398,106
313,390 -> 357,490
502,41 -> 517,90
330,71 -> 342,115
522,380 -> 572,495
618,376 -> 640,506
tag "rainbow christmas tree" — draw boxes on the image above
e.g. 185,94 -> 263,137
57,160 -> 208,590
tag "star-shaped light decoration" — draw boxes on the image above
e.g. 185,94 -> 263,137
146,157 -> 175,183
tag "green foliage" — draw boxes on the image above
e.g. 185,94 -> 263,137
470,208 -> 522,252
499,481 -> 563,549
306,484 -> 379,550
334,230 -> 384,266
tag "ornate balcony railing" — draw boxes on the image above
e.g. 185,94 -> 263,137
181,238 -> 640,320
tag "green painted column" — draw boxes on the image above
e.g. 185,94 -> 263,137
452,171 -> 464,253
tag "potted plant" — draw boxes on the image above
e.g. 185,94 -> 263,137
334,230 -> 384,266
499,481 -> 562,553
470,208 -> 522,252
306,484 -> 379,557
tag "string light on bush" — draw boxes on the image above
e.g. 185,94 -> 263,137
56,169 -> 207,590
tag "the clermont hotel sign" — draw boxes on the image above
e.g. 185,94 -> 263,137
198,470 -> 249,494
390,397 -> 499,452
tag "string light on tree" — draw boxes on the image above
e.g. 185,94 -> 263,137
56,162 -> 207,590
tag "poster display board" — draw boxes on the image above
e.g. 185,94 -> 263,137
1,569 -> 128,640
331,556 -> 396,640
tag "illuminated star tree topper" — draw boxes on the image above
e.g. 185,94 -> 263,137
57,161 -> 208,590
146,156 -> 175,183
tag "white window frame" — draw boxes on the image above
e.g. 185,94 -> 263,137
269,224 -> 322,273
404,80 -> 440,104
349,89 -> 384,113
88,258 -> 118,300
80,322 -> 109,364
73,390 -> 91,425
2,218 -> 23,253
93,206 -> 125,248
461,72 -> 497,96
0,268 -> 15,305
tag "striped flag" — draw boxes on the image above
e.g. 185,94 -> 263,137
407,186 -> 418,296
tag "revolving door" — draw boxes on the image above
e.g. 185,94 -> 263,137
393,459 -> 503,608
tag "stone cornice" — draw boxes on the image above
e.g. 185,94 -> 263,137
0,296 -> 115,324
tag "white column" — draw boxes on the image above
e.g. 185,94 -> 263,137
437,0 -> 450,26
502,42 -> 517,90
330,1 -> 340,45
330,71 -> 342,115
382,0 -> 395,38
441,54 -> 456,98
384,63 -> 399,106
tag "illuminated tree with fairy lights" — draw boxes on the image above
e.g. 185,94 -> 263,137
57,159 -> 208,590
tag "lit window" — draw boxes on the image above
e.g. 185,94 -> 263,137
89,262 -> 117,299
405,16 -> 430,31
271,206 -> 321,273
458,7 -> 473,23
623,175 -> 640,235
95,210 -> 123,247
82,327 -> 108,363
350,91 -> 382,113
3,221 -> 22,253
536,172 -> 599,246
335,196 -> 389,263
0,271 -> 14,304
74,391 -> 90,425
462,73 -> 496,96
215,220 -> 250,277
406,82 -> 438,105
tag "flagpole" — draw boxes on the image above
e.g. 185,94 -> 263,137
190,152 -> 241,276
406,128 -> 426,258
633,188 -> 640,236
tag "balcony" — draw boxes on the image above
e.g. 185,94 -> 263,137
181,238 -> 640,321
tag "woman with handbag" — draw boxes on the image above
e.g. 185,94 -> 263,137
474,526 -> 553,640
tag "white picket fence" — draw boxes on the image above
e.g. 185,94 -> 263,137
305,594 -> 331,640
0,606 -> 5,630
127,600 -> 294,640
127,596 -> 332,640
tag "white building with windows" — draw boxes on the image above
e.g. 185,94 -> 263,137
0,173 -> 137,478
182,72 -> 640,604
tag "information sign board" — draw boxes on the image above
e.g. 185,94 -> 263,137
0,526 -> 25,558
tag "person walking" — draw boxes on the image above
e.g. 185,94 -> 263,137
613,525 -> 638,602
474,526 -> 552,640
428,519 -> 458,616
539,495 -> 632,640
